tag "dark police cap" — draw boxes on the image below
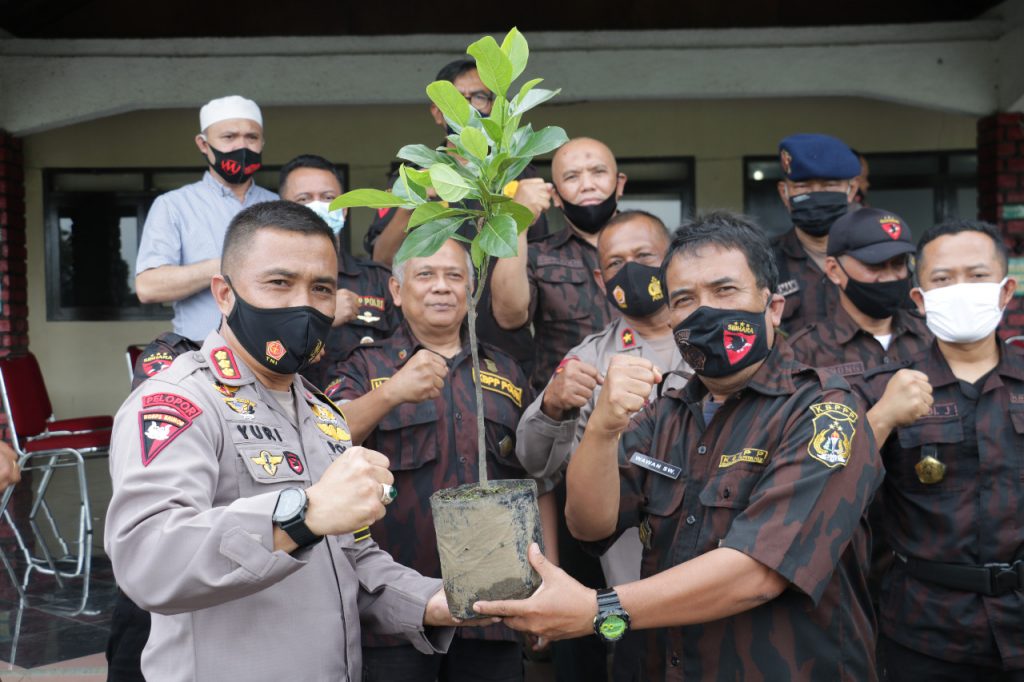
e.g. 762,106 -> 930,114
827,207 -> 915,264
778,133 -> 860,181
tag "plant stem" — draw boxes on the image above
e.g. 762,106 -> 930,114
468,250 -> 490,488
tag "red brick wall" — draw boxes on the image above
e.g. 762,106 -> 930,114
0,130 -> 28,440
977,113 -> 1024,340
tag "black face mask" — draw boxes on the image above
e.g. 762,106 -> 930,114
225,283 -> 332,375
789,190 -> 849,237
672,305 -> 771,378
560,192 -> 617,234
207,144 -> 262,185
839,263 -> 912,320
604,262 -> 665,318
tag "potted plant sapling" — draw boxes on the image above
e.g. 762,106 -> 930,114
330,28 -> 568,619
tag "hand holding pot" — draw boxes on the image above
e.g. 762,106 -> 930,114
305,446 -> 393,536
383,349 -> 448,405
590,355 -> 662,435
472,543 -> 596,641
540,357 -> 603,419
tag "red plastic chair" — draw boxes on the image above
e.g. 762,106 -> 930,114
126,344 -> 146,386
0,352 -> 112,593
1006,335 -> 1024,350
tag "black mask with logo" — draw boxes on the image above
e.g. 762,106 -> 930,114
789,190 -> 849,237
672,305 -> 770,378
560,192 -> 617,234
838,262 -> 912,320
225,281 -> 332,375
604,262 -> 666,318
206,144 -> 262,185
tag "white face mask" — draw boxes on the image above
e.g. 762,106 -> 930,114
919,278 -> 1008,343
305,200 -> 346,234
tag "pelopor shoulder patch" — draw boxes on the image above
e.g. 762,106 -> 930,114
808,402 -> 857,468
137,393 -> 202,467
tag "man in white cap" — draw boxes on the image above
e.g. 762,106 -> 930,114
134,95 -> 277,345
111,95 -> 276,682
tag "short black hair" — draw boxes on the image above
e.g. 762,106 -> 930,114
602,209 -> 670,239
222,200 -> 336,276
279,154 -> 343,194
436,58 -> 478,83
916,218 -> 1008,277
662,210 -> 779,293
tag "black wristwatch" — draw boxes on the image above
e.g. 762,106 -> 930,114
593,588 -> 631,643
273,488 -> 323,549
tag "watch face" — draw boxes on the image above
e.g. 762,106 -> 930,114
599,614 -> 627,642
273,488 -> 304,522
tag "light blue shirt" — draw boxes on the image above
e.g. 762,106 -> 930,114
135,172 -> 277,341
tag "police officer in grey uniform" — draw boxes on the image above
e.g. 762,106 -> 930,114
105,201 -> 461,682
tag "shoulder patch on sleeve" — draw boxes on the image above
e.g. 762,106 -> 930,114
138,393 -> 202,467
808,402 -> 857,468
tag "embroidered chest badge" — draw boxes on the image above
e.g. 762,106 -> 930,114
808,402 -> 858,468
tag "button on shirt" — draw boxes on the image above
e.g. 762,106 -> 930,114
105,331 -> 450,681
587,339 -> 883,681
135,172 -> 277,341
863,342 -> 1024,669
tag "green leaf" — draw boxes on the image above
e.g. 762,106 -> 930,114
514,77 -> 543,104
518,126 -> 570,158
426,80 -> 471,129
407,202 -> 470,229
467,36 -> 513,98
510,87 -> 560,117
395,217 -> 466,263
330,188 -> 411,211
480,118 -> 503,145
397,144 -> 449,169
429,164 -> 474,203
496,200 -> 535,234
460,127 -> 489,161
500,28 -> 529,82
393,165 -> 427,205
477,214 -> 519,259
470,238 -> 486,269
404,166 -> 432,188
500,157 -> 533,188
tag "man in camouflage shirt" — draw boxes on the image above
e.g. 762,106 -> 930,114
477,212 -> 883,681
325,238 -> 533,682
788,207 -> 932,390
490,137 -> 626,393
863,219 -> 1024,681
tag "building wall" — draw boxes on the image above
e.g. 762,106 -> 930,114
23,96 -> 976,416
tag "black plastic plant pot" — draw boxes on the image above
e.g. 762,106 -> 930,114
430,478 -> 544,620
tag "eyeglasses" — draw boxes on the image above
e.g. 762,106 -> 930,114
464,91 -> 496,110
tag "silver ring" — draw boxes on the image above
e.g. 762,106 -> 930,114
380,483 -> 397,506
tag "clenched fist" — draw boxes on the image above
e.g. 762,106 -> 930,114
382,349 -> 449,405
876,369 -> 933,428
589,355 -> 662,435
333,289 -> 360,327
541,357 -> 603,419
305,446 -> 394,536
513,178 -> 554,222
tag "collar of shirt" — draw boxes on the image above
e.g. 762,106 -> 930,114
831,303 -> 924,346
200,330 -> 322,404
921,338 -> 1024,393
778,228 -> 807,261
385,320 -> 480,369
337,248 -> 361,276
547,223 -> 598,251
201,170 -> 259,202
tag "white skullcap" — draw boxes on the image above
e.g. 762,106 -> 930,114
199,95 -> 263,131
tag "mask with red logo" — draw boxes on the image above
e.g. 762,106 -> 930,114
206,143 -> 262,185
672,305 -> 770,378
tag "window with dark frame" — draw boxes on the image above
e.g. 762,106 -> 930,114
44,164 -> 350,322
743,150 -> 978,239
